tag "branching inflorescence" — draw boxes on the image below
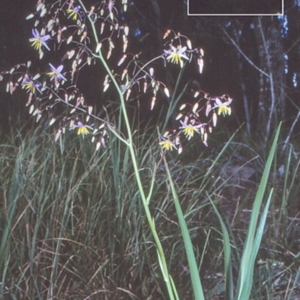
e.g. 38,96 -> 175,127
0,0 -> 232,153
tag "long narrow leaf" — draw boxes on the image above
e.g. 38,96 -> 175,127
163,156 -> 205,300
209,196 -> 234,300
236,123 -> 281,300
238,189 -> 273,299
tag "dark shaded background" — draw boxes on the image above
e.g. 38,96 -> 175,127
189,0 -> 283,14
0,0 -> 299,142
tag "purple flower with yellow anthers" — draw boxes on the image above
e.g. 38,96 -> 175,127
179,120 -> 204,141
22,74 -> 42,94
29,29 -> 50,51
164,45 -> 189,68
67,5 -> 84,20
210,97 -> 233,116
47,64 -> 67,82
159,131 -> 182,154
160,138 -> 176,152
22,77 -> 42,94
74,122 -> 93,135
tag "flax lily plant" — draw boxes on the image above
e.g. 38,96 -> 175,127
0,1 -> 257,299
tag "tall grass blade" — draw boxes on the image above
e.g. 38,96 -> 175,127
236,122 -> 281,300
208,196 -> 234,300
238,189 -> 273,299
163,156 -> 205,300
0,149 -> 24,296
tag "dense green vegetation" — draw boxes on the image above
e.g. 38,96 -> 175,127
0,118 -> 299,299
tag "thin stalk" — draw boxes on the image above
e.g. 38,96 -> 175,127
162,66 -> 187,132
78,1 -> 177,298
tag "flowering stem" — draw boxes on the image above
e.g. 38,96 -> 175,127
78,1 -> 177,298
124,55 -> 162,90
162,65 -> 186,132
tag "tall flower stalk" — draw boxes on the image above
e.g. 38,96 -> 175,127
76,1 -> 179,297
0,1 -> 232,298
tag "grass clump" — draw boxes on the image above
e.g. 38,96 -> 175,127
1,122 -> 300,300
0,127 -> 148,299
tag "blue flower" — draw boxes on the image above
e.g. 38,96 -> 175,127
164,45 -> 189,67
74,122 -> 93,135
47,64 -> 67,82
179,120 -> 204,141
210,97 -> 232,116
159,131 -> 182,153
22,76 -> 42,94
29,29 -> 50,51
67,6 -> 84,20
